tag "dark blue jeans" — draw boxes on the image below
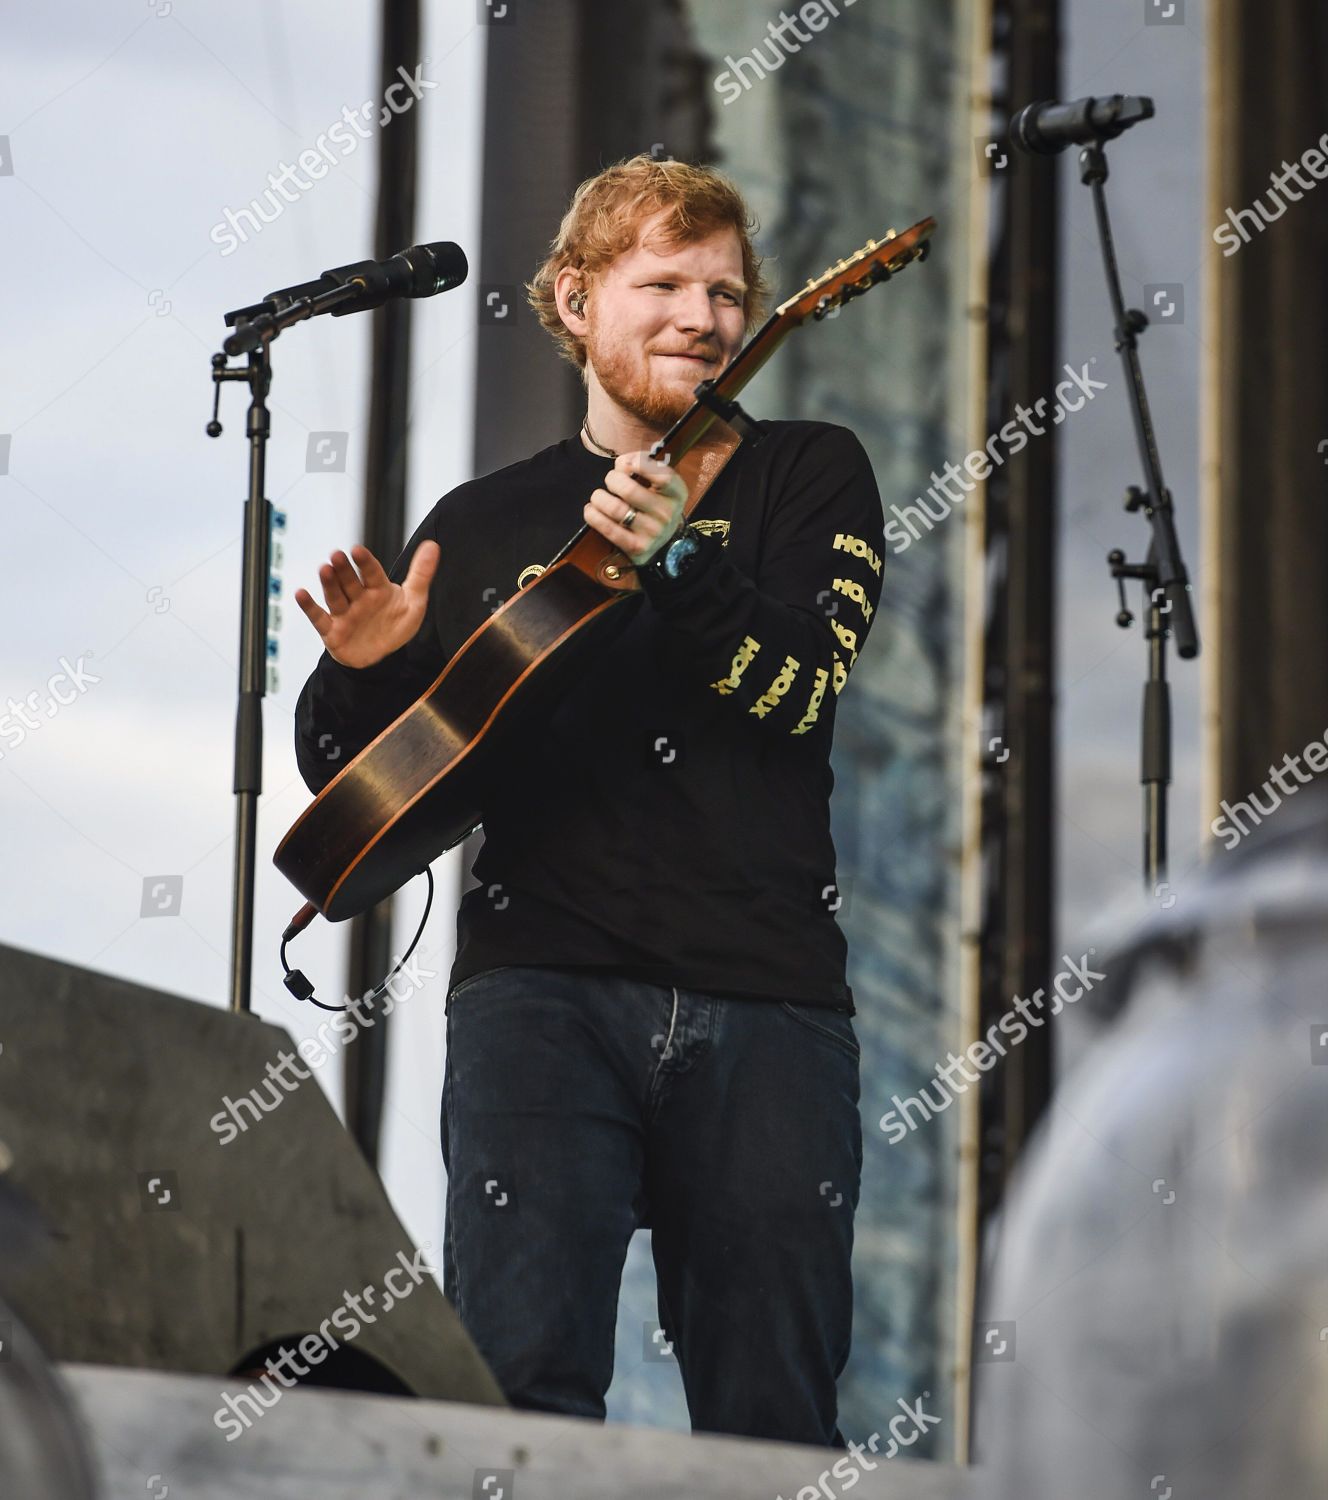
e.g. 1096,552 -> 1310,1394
440,964 -> 861,1444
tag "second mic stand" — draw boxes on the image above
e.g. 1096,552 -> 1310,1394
1080,140 -> 1200,896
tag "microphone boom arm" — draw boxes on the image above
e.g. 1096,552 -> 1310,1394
223,280 -> 364,357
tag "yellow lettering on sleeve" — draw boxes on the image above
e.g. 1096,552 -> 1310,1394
830,618 -> 859,659
792,666 -> 830,734
749,655 -> 800,719
831,532 -> 883,576
710,635 -> 761,696
832,576 -> 874,623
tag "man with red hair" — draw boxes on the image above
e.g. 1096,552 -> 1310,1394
294,155 -> 885,1446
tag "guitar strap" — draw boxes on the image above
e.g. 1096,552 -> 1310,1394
676,427 -> 744,524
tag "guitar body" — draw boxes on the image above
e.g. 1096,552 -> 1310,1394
274,529 -> 641,921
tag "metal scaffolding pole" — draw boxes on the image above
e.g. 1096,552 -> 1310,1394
342,0 -> 423,1170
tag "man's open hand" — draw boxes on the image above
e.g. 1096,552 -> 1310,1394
293,540 -> 440,669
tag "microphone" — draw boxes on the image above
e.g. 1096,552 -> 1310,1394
1010,95 -> 1154,156
266,240 -> 469,315
223,241 -> 468,354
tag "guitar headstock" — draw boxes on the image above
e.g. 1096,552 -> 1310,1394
775,216 -> 936,324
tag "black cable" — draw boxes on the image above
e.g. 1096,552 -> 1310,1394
279,867 -> 435,1012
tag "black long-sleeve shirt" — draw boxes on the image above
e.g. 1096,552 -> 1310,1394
293,420 -> 885,1010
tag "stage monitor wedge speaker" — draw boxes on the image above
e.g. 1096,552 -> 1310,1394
0,942 -> 503,1408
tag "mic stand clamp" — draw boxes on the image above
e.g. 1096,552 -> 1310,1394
223,279 -> 362,358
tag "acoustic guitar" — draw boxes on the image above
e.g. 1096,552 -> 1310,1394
275,217 -> 935,924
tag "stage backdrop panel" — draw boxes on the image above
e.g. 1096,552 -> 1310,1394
596,1 -> 982,1456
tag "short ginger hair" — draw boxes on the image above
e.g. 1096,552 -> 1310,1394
525,154 -> 772,377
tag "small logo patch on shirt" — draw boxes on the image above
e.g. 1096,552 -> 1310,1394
691,519 -> 730,545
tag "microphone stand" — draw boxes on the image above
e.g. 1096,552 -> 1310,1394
1079,140 -> 1200,895
207,282 -> 364,1014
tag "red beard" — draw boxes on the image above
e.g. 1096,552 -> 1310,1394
583,323 -> 711,432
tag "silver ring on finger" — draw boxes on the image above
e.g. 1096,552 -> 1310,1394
622,506 -> 637,530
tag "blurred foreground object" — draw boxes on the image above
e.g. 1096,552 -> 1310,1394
0,1177 -> 98,1499
976,788 -> 1328,1497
